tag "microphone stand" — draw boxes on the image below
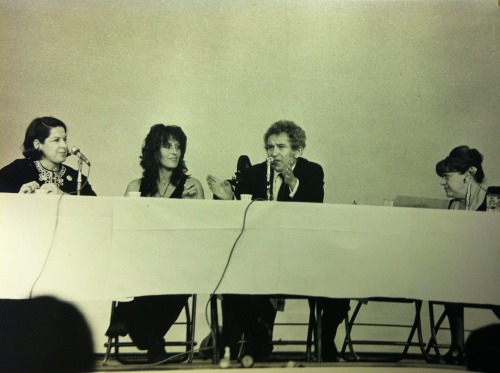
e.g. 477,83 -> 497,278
77,157 -> 83,196
266,157 -> 273,201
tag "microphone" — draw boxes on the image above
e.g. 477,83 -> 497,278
266,156 -> 273,201
266,156 -> 273,182
70,146 -> 91,166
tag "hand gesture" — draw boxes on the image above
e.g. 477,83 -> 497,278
40,183 -> 64,195
206,175 -> 234,200
19,181 -> 40,194
281,159 -> 298,190
182,181 -> 198,199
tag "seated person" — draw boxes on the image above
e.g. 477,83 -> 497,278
0,116 -> 96,195
435,145 -> 500,365
105,124 -> 204,363
207,120 -> 349,361
0,296 -> 94,372
465,323 -> 500,373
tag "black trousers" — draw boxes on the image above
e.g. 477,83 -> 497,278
109,294 -> 189,350
319,298 -> 351,358
221,295 -> 350,360
221,294 -> 277,359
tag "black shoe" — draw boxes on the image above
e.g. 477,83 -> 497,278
444,347 -> 465,365
322,343 -> 340,362
243,322 -> 273,360
105,322 -> 128,337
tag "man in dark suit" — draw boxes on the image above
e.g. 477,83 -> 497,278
207,120 -> 349,361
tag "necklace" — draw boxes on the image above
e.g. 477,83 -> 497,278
465,183 -> 472,210
465,182 -> 482,211
160,181 -> 171,198
35,161 -> 66,187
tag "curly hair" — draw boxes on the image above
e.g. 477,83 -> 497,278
435,145 -> 485,183
263,120 -> 306,150
139,124 -> 188,196
22,117 -> 67,160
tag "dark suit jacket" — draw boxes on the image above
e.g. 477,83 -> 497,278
234,157 -> 324,203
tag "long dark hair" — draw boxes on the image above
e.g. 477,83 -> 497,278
435,145 -> 485,183
139,124 -> 188,196
22,117 -> 67,160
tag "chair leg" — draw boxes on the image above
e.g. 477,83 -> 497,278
186,295 -> 197,363
401,300 -> 431,362
237,332 -> 246,361
306,299 -> 317,362
413,301 -> 433,362
210,295 -> 220,364
401,301 -> 420,358
315,298 -> 323,362
102,301 -> 118,365
103,335 -> 113,365
340,301 -> 362,361
426,301 -> 448,360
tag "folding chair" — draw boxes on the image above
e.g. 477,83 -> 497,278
210,296 -> 321,363
103,294 -> 197,365
426,301 -> 500,362
341,298 -> 431,362
257,297 -> 319,362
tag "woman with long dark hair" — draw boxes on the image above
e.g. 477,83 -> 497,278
106,124 -> 203,363
124,124 -> 203,199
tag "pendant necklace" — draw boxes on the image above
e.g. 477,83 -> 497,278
160,181 -> 171,198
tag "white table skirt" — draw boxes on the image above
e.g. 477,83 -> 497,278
1,194 -> 499,305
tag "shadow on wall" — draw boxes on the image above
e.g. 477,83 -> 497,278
0,296 -> 94,372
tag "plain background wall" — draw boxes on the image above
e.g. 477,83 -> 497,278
1,0 -> 499,204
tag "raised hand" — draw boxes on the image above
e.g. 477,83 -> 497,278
206,175 -> 234,200
281,159 -> 298,190
182,181 -> 198,199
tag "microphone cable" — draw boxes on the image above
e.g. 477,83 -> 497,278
203,198 -> 262,359
136,199 -> 261,366
29,192 -> 66,298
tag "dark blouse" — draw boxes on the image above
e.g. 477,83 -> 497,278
139,175 -> 187,198
0,158 -> 96,196
478,186 -> 500,211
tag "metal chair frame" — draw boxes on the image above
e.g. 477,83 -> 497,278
103,294 -> 197,365
210,296 -> 321,363
341,298 -> 431,362
426,301 -> 499,361
239,298 -> 319,362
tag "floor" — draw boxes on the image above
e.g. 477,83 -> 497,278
94,352 -> 468,372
